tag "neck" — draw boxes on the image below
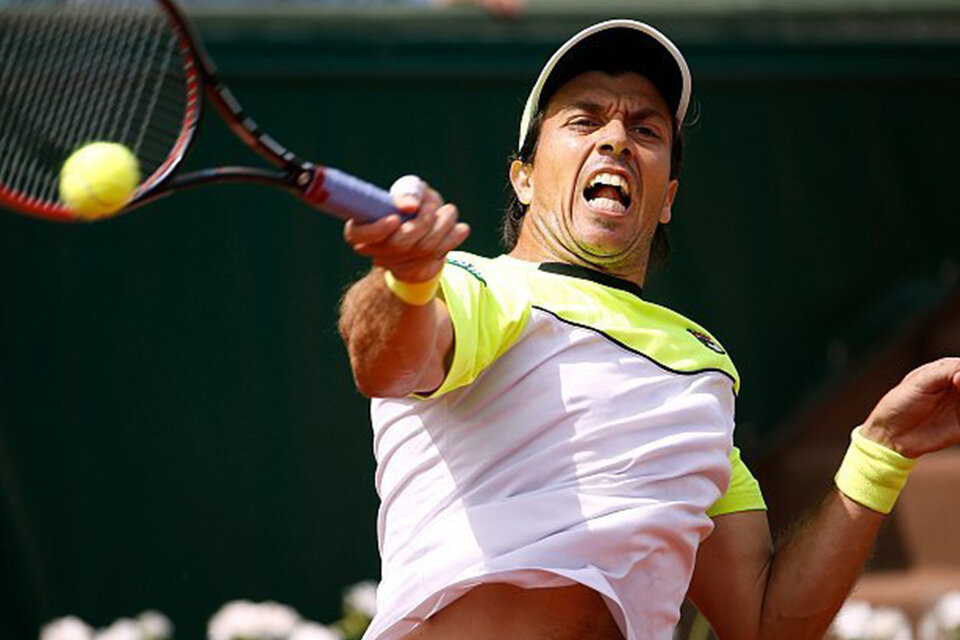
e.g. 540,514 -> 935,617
509,226 -> 649,287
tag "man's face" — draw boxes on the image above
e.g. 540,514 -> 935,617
512,71 -> 678,277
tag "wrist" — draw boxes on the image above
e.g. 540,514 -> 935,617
383,269 -> 441,306
860,417 -> 914,458
834,426 -> 916,515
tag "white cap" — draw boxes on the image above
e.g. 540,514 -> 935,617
518,19 -> 692,151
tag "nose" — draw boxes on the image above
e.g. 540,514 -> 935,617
598,120 -> 632,160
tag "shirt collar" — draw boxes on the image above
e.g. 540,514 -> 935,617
537,262 -> 644,298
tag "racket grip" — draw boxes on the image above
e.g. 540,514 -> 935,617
305,167 -> 402,223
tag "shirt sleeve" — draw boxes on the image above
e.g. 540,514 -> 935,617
706,446 -> 767,518
419,255 -> 531,399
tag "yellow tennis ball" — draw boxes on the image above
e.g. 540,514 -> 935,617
59,142 -> 140,220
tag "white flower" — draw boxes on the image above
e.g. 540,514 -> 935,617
40,617 -> 94,640
255,602 -> 301,639
208,600 -> 301,640
919,591 -> 960,640
343,581 -> 378,619
934,592 -> 960,631
864,606 -> 913,640
136,611 -> 173,640
288,622 -> 342,640
831,600 -> 874,639
95,619 -> 144,640
208,601 -> 257,640
830,601 -> 914,640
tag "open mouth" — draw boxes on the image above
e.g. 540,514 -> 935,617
583,172 -> 632,213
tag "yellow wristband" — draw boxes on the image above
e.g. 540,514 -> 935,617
835,426 -> 916,514
383,269 -> 441,306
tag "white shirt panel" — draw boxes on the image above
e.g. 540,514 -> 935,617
364,308 -> 736,640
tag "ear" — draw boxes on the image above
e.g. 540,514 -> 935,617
659,179 -> 679,224
509,160 -> 534,206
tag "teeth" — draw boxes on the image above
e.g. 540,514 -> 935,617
588,196 -> 627,213
589,172 -> 630,197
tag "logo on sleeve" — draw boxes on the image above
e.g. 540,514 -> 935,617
687,329 -> 726,355
447,257 -> 487,285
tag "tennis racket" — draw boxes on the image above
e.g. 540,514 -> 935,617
0,0 -> 400,223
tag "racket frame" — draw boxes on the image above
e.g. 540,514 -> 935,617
129,0 -> 315,211
1,0 -> 396,222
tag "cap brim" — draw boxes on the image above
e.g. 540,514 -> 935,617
518,20 -> 691,151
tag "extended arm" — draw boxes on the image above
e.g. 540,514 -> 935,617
689,494 -> 883,640
689,358 -> 960,640
338,180 -> 470,398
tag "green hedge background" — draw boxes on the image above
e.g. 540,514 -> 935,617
2,5 -> 959,640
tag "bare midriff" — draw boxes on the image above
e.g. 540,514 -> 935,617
402,583 -> 625,640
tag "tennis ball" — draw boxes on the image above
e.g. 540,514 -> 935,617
59,142 -> 140,220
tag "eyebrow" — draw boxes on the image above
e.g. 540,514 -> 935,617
565,100 -> 669,125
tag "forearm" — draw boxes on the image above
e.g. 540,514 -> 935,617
757,408 -> 931,638
756,490 -> 884,640
338,268 -> 448,398
696,360 -> 960,640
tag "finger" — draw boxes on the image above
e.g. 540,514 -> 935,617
376,219 -> 468,271
944,358 -> 960,390
389,176 -> 444,241
344,214 -> 402,246
353,241 -> 394,258
412,203 -> 460,254
353,206 -> 442,260
908,357 -> 960,393
370,222 -> 467,280
390,192 -> 443,252
417,185 -> 444,220
434,222 -> 471,255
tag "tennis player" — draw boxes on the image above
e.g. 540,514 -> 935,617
338,20 -> 960,640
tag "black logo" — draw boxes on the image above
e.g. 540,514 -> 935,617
687,329 -> 726,355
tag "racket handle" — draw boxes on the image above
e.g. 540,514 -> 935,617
305,167 -> 401,223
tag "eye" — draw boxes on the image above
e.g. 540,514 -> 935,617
632,124 -> 662,139
569,116 -> 601,130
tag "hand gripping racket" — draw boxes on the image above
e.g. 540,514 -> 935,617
0,0 -> 400,223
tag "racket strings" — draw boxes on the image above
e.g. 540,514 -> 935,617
0,13 -> 44,196
20,9 -> 100,201
133,27 -> 182,164
0,1 -> 190,208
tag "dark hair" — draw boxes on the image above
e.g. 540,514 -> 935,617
501,110 -> 683,270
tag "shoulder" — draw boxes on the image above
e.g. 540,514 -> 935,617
444,251 -> 491,284
441,252 -> 540,307
444,251 -> 535,284
425,252 -> 534,398
519,269 -> 741,394
623,300 -> 742,395
635,300 -> 739,390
